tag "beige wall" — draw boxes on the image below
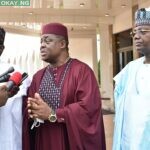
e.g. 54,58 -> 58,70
113,9 -> 132,34
69,38 -> 94,69
69,30 -> 98,79
139,0 -> 150,8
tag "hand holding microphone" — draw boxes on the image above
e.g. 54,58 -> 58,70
6,71 -> 28,98
0,85 -> 8,107
0,68 -> 28,104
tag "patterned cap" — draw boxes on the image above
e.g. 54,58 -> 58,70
0,27 -> 5,45
135,8 -> 150,26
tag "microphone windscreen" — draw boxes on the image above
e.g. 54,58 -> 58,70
9,72 -> 22,85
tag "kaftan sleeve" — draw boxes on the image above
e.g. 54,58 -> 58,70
113,63 -> 130,104
56,64 -> 106,150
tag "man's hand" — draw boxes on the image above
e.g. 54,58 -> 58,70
27,93 -> 52,120
0,85 -> 8,107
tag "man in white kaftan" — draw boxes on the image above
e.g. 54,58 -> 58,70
0,27 -> 31,150
113,8 -> 150,150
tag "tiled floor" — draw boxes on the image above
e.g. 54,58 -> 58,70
103,114 -> 114,150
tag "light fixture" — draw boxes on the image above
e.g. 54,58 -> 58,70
121,4 -> 126,8
28,12 -> 33,15
80,3 -> 85,7
105,13 -> 109,17
83,26 -> 87,29
22,24 -> 26,28
117,41 -> 120,44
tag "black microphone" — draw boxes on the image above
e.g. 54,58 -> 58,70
20,72 -> 28,84
0,74 -> 10,83
0,67 -> 14,78
16,72 -> 28,87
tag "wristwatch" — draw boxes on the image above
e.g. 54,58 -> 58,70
48,109 -> 57,123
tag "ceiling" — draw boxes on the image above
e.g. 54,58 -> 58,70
0,0 -> 148,34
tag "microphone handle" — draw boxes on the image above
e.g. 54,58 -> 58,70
6,81 -> 15,91
0,67 -> 14,78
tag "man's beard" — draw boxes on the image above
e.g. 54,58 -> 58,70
137,47 -> 150,57
44,55 -> 58,64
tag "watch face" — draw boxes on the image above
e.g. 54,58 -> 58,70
50,115 -> 57,122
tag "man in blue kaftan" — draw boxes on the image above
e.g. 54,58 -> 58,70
113,8 -> 150,150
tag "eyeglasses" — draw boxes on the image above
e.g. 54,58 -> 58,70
130,29 -> 150,37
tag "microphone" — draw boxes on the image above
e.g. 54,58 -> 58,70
0,67 -> 14,78
20,72 -> 28,85
0,74 -> 10,83
7,72 -> 22,91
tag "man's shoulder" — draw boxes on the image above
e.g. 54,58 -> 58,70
114,57 -> 144,82
72,59 -> 92,71
33,67 -> 47,78
128,57 -> 144,66
122,57 -> 144,72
